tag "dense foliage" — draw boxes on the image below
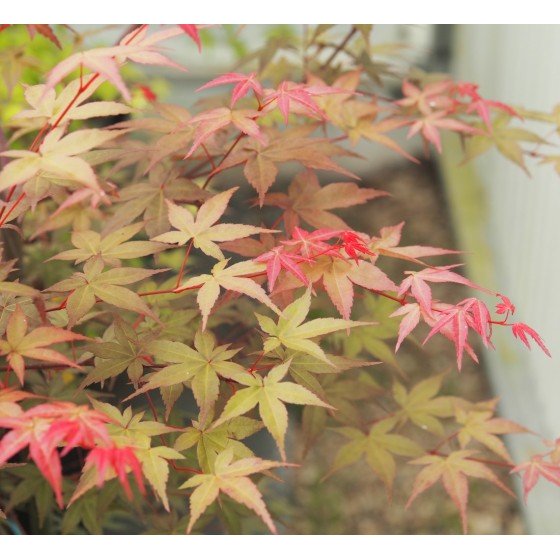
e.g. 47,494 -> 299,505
0,24 -> 557,535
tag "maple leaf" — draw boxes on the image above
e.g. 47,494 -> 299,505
263,81 -> 328,123
135,446 -> 184,511
495,294 -> 515,317
455,406 -> 527,462
398,266 -> 488,314
256,289 -> 371,363
12,79 -> 131,133
45,26 -> 185,101
0,402 -> 113,507
213,361 -> 331,459
328,418 -> 422,496
397,79 -> 454,115
0,387 -> 35,417
369,222 -> 460,263
277,254 -> 397,321
179,25 -> 202,52
407,450 -> 514,533
104,165 -> 207,238
454,81 -> 519,130
263,169 -> 386,232
511,455 -> 560,502
406,108 -> 482,154
47,259 -> 164,326
0,306 -> 87,384
390,303 -> 421,352
88,400 -> 176,450
511,322 -> 551,357
175,416 -> 263,473
177,259 -> 280,331
81,320 -> 155,388
51,222 -> 166,266
180,448 -> 290,533
153,187 -> 272,260
186,107 -> 266,158
255,246 -> 311,291
196,72 -> 264,106
25,24 -> 62,49
215,125 -> 359,204
0,128 -> 124,193
423,298 -> 494,370
124,329 -> 247,424
463,114 -> 545,173
84,444 -> 145,500
392,374 -> 455,435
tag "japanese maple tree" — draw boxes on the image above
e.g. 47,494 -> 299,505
0,23 -> 557,535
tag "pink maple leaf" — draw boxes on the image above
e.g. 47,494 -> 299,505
255,246 -> 311,291
511,455 -> 560,502
495,294 -> 515,317
263,81 -> 327,123
197,72 -> 264,107
511,323 -> 551,357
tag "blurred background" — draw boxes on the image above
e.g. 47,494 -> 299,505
2,24 -> 558,534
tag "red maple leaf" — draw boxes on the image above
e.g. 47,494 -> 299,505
85,444 -> 146,499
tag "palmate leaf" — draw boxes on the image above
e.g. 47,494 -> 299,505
392,374 -> 456,436
212,361 -> 331,460
407,450 -> 515,533
256,289 -> 372,365
215,125 -> 359,204
455,404 -> 528,462
178,259 -> 280,331
124,329 -> 247,424
47,259 -> 165,326
277,254 -> 397,320
263,169 -> 387,233
328,417 -> 423,496
44,26 -> 185,101
81,320 -> 156,388
154,187 -> 273,261
180,448 -> 291,533
51,222 -> 166,266
11,79 -> 131,134
135,446 -> 184,512
0,306 -> 87,384
0,128 -> 124,193
174,416 -> 263,473
103,165 -> 208,238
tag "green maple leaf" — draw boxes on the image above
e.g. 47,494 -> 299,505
174,415 -> 263,473
47,259 -> 165,326
256,289 -> 371,365
51,222 -> 166,266
328,417 -> 423,496
81,320 -> 155,388
180,448 -> 290,534
125,329 -> 247,424
392,374 -> 456,436
135,446 -> 184,512
213,360 -> 332,460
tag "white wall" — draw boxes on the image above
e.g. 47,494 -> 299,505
451,25 -> 560,534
